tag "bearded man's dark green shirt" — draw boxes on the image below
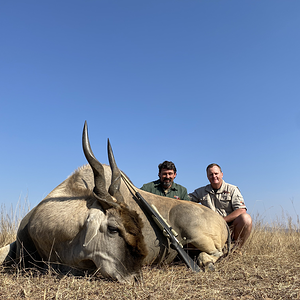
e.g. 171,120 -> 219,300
140,179 -> 190,201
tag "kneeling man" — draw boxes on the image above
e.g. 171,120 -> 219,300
141,161 -> 190,201
189,163 -> 252,248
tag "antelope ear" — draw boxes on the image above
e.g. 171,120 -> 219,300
83,212 -> 102,247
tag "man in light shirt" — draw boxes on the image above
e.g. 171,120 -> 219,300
189,163 -> 252,248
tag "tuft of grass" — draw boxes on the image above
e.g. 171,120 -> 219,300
0,197 -> 30,247
0,204 -> 299,299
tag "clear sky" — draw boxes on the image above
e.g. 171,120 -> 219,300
1,1 -> 300,225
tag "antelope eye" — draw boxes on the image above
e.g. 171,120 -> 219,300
107,225 -> 119,234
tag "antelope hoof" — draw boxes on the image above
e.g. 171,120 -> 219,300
205,262 -> 215,272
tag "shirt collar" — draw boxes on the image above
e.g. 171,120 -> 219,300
206,180 -> 226,194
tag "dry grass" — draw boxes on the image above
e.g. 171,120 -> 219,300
0,205 -> 299,300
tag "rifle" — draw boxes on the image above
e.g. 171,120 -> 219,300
120,172 -> 201,272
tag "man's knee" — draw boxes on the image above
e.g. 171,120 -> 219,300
232,213 -> 252,246
234,213 -> 252,229
241,213 -> 252,228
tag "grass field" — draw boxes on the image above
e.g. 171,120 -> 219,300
0,205 -> 299,300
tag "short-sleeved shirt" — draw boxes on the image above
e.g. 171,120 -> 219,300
189,180 -> 246,217
140,179 -> 190,201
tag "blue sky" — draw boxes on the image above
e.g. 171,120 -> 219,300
1,1 -> 300,225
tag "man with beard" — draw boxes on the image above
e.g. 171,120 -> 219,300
140,161 -> 190,201
189,163 -> 252,248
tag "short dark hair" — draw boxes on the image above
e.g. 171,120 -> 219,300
206,163 -> 222,174
158,161 -> 177,173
